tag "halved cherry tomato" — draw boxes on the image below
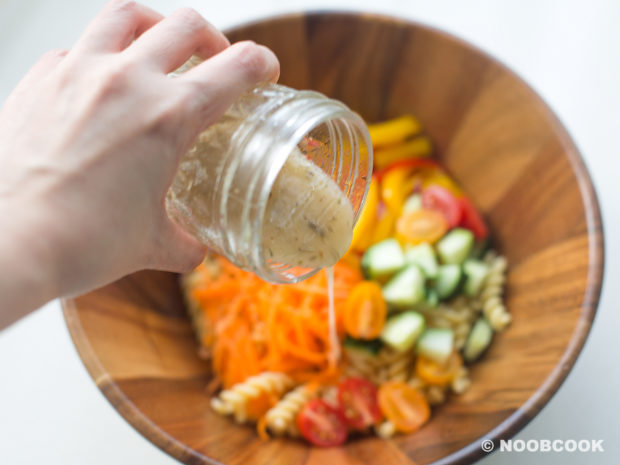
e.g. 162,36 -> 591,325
377,382 -> 430,433
350,178 -> 379,251
343,281 -> 387,339
395,208 -> 448,245
459,196 -> 489,239
422,185 -> 463,228
337,378 -> 382,430
297,399 -> 348,447
415,351 -> 463,387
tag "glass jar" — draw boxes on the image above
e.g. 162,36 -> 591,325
166,83 -> 372,283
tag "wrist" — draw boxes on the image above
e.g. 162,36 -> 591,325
0,197 -> 59,329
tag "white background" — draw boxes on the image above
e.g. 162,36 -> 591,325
1,0 -> 618,464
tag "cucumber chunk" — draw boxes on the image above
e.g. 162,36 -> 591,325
463,318 -> 493,363
344,336 -> 383,356
469,238 -> 491,260
413,288 -> 439,311
402,193 -> 423,214
417,328 -> 454,364
361,238 -> 405,280
380,311 -> 426,352
434,264 -> 464,300
463,259 -> 489,297
404,242 -> 438,279
382,265 -> 426,308
436,228 -> 474,265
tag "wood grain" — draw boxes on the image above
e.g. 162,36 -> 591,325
62,12 -> 604,465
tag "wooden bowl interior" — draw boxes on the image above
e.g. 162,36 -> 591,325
63,12 -> 603,465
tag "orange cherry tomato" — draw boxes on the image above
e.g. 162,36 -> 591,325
396,208 -> 448,245
415,351 -> 463,387
377,382 -> 431,433
343,281 -> 387,340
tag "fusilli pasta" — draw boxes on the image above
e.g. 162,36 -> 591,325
211,372 -> 294,423
265,384 -> 319,437
481,252 -> 511,331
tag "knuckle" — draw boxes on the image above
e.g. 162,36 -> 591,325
233,41 -> 270,81
94,58 -> 134,97
108,0 -> 138,14
173,7 -> 206,31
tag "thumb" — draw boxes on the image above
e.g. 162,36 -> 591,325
149,217 -> 207,273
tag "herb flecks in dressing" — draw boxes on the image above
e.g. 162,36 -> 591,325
262,148 -> 354,269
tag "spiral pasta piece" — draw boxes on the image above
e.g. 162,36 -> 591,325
211,372 -> 295,424
265,384 -> 319,437
374,347 -> 414,384
481,252 -> 511,331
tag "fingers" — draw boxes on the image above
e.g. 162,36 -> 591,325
73,0 -> 163,54
148,218 -> 207,273
180,41 -> 280,126
127,8 -> 230,73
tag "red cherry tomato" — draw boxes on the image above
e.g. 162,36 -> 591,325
422,185 -> 463,228
337,378 -> 382,430
297,399 -> 348,447
459,196 -> 489,239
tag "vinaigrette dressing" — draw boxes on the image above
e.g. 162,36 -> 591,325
167,59 -> 372,283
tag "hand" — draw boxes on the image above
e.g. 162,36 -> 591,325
0,0 -> 279,328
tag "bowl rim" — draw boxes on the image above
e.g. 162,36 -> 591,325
63,10 -> 605,465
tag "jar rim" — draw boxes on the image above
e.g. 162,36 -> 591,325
243,91 -> 372,283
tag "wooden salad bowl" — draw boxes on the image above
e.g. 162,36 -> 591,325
63,12 -> 604,465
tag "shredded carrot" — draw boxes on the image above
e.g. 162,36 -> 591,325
256,415 -> 270,441
189,256 -> 362,388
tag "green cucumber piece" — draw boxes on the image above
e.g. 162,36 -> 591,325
463,259 -> 489,297
344,336 -> 383,356
417,328 -> 454,364
361,238 -> 405,280
436,228 -> 474,265
434,264 -> 464,300
380,311 -> 426,352
382,264 -> 426,308
463,318 -> 493,363
404,242 -> 438,279
413,288 -> 439,312
469,238 -> 491,260
402,193 -> 423,214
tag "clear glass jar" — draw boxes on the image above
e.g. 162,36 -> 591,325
166,83 -> 372,283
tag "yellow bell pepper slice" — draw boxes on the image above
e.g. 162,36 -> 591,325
350,178 -> 379,251
371,208 -> 396,246
368,116 -> 421,148
380,168 -> 419,217
374,137 -> 432,170
421,170 -> 462,197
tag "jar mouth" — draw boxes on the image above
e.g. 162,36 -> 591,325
247,92 -> 373,284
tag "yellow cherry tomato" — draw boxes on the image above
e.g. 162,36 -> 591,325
395,208 -> 448,245
343,281 -> 387,340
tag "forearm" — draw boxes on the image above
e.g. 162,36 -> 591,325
0,202 -> 58,329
